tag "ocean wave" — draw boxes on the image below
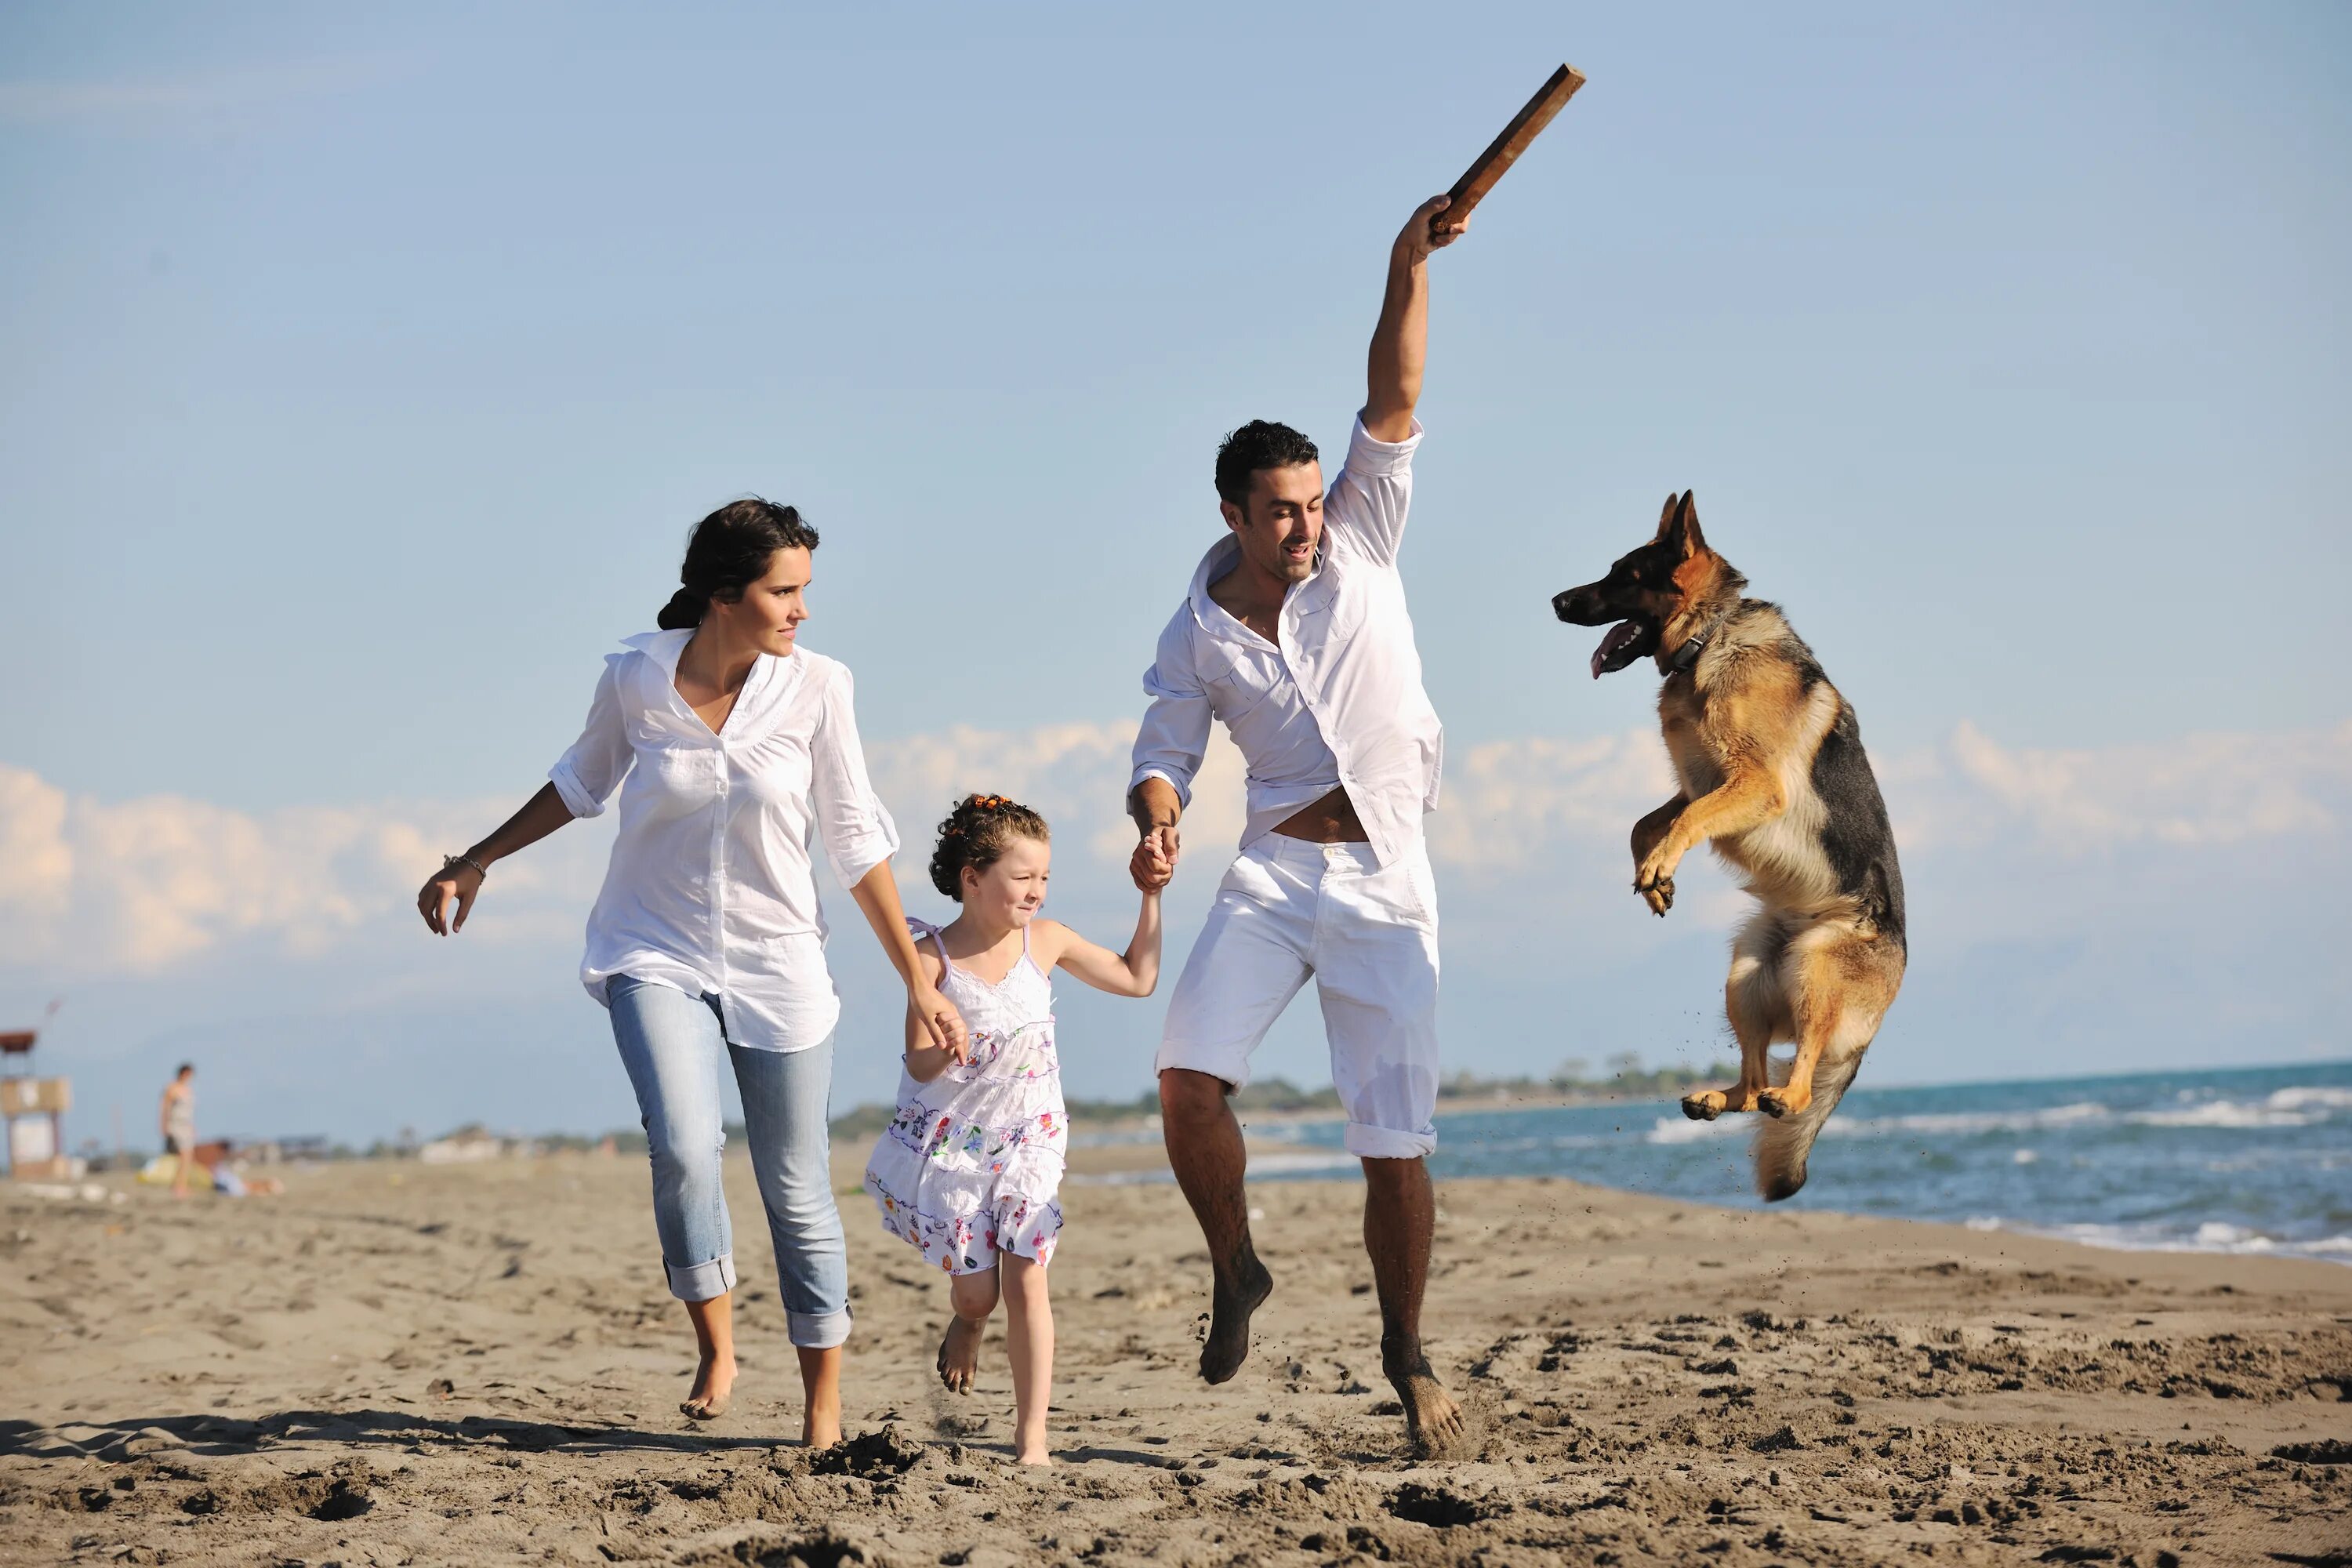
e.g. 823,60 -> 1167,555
1998,1218 -> 2352,1262
1247,1151 -> 1363,1176
2264,1085 -> 2352,1112
1643,1115 -> 1744,1145
1823,1101 -> 2111,1138
1076,1149 -> 1364,1185
2126,1100 -> 2322,1130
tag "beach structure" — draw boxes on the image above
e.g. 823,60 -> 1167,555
418,1125 -> 510,1164
1,1028 -> 78,1181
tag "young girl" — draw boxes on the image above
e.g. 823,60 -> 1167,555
864,793 -> 1164,1465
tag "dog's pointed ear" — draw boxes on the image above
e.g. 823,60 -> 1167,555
1663,490 -> 1706,557
1654,492 -> 1680,539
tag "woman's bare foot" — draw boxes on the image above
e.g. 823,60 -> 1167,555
801,1403 -> 841,1450
679,1350 -> 736,1421
795,1343 -> 844,1450
1383,1338 -> 1465,1454
937,1314 -> 985,1395
1014,1428 -> 1052,1465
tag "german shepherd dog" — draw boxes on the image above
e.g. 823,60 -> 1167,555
1552,492 -> 1905,1200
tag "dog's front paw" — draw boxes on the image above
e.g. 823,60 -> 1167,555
1681,1091 -> 1725,1121
1757,1086 -> 1812,1120
1634,844 -> 1682,898
1639,877 -> 1675,916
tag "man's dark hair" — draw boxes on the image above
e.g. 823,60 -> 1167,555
1214,421 -> 1319,508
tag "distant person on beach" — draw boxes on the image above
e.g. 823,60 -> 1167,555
159,1063 -> 196,1200
415,499 -> 966,1449
1127,194 -> 1468,1449
862,794 -> 1163,1465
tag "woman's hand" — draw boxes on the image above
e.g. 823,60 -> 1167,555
415,788 -> 576,938
418,861 -> 485,935
909,984 -> 970,1065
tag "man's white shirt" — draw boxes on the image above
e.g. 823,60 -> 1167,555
1129,416 -> 1442,869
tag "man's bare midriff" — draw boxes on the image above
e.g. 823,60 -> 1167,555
1272,785 -> 1367,844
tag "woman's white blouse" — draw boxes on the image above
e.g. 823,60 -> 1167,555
550,630 -> 899,1053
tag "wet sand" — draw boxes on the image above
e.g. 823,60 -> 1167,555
3,1150 -> 2348,1566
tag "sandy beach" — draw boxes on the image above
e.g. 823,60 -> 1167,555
4,1147 -> 2348,1567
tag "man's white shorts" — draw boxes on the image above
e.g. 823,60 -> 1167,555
1156,834 -> 1440,1160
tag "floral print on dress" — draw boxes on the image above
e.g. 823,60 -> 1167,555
864,917 -> 1068,1278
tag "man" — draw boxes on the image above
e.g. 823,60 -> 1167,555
1128,193 -> 1466,1449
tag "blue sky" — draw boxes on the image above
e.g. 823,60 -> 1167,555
2,3 -> 2347,1147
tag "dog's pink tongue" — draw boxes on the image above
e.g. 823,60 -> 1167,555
1592,622 -> 1639,679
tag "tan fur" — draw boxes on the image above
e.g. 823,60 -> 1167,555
1613,500 -> 1904,1200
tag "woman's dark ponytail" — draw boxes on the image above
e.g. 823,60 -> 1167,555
656,586 -> 709,630
657,498 -> 822,630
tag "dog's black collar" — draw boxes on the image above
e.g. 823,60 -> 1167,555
1662,612 -> 1729,677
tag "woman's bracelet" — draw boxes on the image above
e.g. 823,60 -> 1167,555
442,852 -> 489,881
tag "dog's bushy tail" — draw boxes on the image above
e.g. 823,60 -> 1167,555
1754,1051 -> 1864,1202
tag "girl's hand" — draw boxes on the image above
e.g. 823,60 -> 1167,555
909,985 -> 970,1065
1129,829 -> 1175,892
418,860 -> 485,935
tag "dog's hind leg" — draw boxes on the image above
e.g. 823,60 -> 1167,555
1753,926 -> 1900,1199
1682,913 -> 1785,1121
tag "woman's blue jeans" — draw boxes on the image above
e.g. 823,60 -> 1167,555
605,975 -> 850,1348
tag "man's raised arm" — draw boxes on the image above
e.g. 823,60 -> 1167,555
1362,194 -> 1469,442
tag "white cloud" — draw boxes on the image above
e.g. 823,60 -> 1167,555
0,768 -> 72,918
862,720 -> 1247,872
0,768 -> 609,972
1893,719 -> 2352,853
3,716 -> 2344,976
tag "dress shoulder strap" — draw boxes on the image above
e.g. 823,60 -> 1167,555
906,916 -> 956,977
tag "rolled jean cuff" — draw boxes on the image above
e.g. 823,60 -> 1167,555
1343,1120 -> 1436,1160
665,1252 -> 739,1303
786,1308 -> 852,1349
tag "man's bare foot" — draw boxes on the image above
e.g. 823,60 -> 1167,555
679,1351 -> 736,1421
1199,1254 -> 1273,1385
1382,1338 -> 1465,1454
937,1314 -> 984,1395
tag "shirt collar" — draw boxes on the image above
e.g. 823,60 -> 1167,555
621,628 -> 695,672
1185,532 -> 1327,644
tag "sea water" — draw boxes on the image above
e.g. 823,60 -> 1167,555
1114,1062 -> 2352,1261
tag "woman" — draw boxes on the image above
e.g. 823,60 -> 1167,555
159,1062 -> 197,1200
415,498 -> 964,1447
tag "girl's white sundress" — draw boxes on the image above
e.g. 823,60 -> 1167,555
864,918 -> 1065,1275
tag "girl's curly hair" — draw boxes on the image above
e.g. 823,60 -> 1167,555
927,793 -> 1051,901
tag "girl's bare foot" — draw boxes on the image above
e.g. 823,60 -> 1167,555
937,1315 -> 985,1395
679,1350 -> 736,1420
1014,1430 -> 1052,1465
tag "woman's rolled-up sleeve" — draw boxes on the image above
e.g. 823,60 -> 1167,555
809,662 -> 900,890
548,657 -> 633,818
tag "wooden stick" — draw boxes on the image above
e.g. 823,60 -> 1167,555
1439,63 -> 1585,232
